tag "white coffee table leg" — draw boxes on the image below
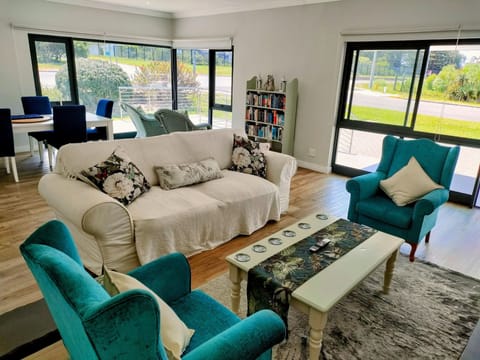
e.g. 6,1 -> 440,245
229,264 -> 241,315
383,249 -> 398,294
309,308 -> 328,360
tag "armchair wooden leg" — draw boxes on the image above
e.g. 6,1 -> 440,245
408,242 -> 418,262
425,231 -> 431,244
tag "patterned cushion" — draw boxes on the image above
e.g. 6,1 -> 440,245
230,134 -> 267,178
80,149 -> 150,205
154,158 -> 223,190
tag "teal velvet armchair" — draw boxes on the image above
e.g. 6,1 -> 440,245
346,135 -> 460,262
154,109 -> 211,133
121,103 -> 168,138
20,220 -> 285,360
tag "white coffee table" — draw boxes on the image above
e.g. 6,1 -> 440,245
226,213 -> 404,360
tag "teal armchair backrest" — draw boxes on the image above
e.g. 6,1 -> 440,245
21,221 -> 286,360
346,135 -> 460,261
20,220 -> 164,360
121,103 -> 167,138
377,136 -> 460,189
154,109 -> 211,133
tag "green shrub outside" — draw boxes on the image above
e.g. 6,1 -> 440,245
56,58 -> 131,112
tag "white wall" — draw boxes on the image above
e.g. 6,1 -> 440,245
0,0 -> 172,150
174,0 -> 480,172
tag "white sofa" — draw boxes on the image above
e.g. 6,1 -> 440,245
38,128 -> 297,275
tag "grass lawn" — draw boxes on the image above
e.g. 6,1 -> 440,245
38,63 -> 62,71
355,83 -> 480,108
351,105 -> 480,140
88,56 -> 232,76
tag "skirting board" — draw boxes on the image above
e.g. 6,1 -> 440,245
296,160 -> 331,174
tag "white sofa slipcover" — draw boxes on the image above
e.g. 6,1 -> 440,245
38,128 -> 297,275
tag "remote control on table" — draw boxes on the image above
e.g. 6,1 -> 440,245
316,238 -> 331,248
309,238 -> 331,252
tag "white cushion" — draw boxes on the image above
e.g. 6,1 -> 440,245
380,156 -> 444,206
103,267 -> 194,360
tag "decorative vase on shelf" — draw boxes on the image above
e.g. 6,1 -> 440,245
264,75 -> 275,91
280,78 -> 287,92
256,75 -> 262,90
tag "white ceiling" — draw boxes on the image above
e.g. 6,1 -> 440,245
47,0 -> 341,19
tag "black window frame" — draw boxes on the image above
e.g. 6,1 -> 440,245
333,39 -> 480,207
209,48 -> 233,115
172,48 -> 233,126
28,34 -> 234,127
28,34 -> 79,105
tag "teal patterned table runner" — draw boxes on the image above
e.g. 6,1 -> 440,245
247,219 -> 377,329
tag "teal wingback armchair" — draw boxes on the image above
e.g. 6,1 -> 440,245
346,135 -> 460,262
121,103 -> 168,138
20,220 -> 285,360
154,109 -> 211,133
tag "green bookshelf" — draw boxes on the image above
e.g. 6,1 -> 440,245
245,76 -> 298,155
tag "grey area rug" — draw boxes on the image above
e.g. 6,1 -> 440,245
0,299 -> 59,359
200,255 -> 480,360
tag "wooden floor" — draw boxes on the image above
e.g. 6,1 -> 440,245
1,151 -> 479,359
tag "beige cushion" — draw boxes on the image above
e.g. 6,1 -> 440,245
103,267 -> 194,360
154,158 -> 223,190
380,156 -> 444,206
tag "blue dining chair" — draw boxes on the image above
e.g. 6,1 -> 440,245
46,105 -> 87,170
0,108 -> 19,182
87,99 -> 114,141
21,96 -> 53,162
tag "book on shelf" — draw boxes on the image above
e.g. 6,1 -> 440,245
272,127 -> 278,140
245,76 -> 297,155
246,91 -> 286,110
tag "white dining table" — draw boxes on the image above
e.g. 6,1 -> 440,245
12,112 -> 114,140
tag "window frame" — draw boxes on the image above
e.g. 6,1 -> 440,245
336,39 -> 480,148
28,34 -> 79,105
333,39 -> 480,206
28,33 -> 233,127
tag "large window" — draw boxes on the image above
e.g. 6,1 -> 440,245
210,50 -> 233,129
334,40 -> 480,207
29,35 -> 77,104
175,48 -> 233,129
28,34 -> 233,133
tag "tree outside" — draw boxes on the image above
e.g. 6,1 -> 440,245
56,58 -> 131,113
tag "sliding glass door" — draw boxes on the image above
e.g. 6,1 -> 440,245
334,40 -> 480,207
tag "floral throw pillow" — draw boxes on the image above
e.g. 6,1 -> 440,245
154,158 -> 223,190
80,150 -> 151,206
230,134 -> 267,178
